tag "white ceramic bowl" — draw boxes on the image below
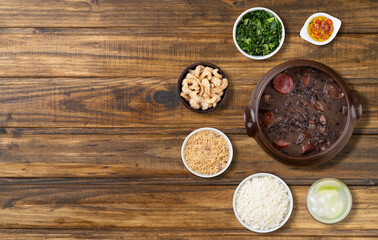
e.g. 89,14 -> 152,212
181,127 -> 233,178
233,7 -> 285,60
233,173 -> 293,233
300,12 -> 342,45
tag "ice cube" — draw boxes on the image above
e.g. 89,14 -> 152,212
319,208 -> 326,216
323,209 -> 329,216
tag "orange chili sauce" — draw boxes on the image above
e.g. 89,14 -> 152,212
308,16 -> 334,42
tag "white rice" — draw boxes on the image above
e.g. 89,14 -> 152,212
235,176 -> 290,230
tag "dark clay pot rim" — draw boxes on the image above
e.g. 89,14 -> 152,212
177,62 -> 229,113
248,60 -> 360,165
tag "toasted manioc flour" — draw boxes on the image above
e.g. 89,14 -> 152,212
235,176 -> 290,230
184,130 -> 229,175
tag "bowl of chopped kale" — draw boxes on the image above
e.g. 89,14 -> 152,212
233,7 -> 285,60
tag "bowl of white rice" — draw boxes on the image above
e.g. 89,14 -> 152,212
233,173 -> 293,233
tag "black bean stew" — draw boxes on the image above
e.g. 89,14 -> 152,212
259,67 -> 348,157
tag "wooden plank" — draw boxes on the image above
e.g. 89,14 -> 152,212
0,0 -> 376,34
0,33 -> 375,78
0,77 -> 376,132
0,130 -> 376,183
0,180 -> 376,236
0,229 -> 377,240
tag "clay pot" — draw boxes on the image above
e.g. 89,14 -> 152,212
244,60 -> 361,166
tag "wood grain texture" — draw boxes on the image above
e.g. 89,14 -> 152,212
0,229 -> 377,240
0,180 -> 376,236
0,79 -> 376,131
0,0 -> 376,34
0,130 -> 376,184
0,0 -> 376,238
0,33 -> 375,78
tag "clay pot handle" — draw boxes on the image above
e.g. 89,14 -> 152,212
244,105 -> 257,137
350,90 -> 362,122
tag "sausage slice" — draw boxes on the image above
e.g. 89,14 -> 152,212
273,73 -> 294,95
301,72 -> 310,87
259,110 -> 275,128
325,83 -> 345,100
300,141 -> 315,155
272,140 -> 291,148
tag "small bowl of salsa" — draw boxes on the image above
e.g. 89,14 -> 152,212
300,13 -> 341,45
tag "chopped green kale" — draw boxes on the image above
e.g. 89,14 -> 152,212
236,10 -> 283,56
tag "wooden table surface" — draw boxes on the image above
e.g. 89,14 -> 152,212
0,0 -> 377,239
